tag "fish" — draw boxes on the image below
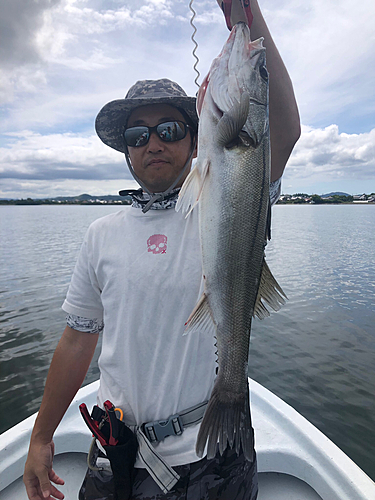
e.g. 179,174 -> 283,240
176,22 -> 287,461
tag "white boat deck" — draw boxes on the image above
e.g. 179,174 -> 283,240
1,379 -> 374,499
2,453 -> 323,500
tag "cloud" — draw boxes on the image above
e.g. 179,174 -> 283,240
0,0 -> 62,102
0,0 -> 223,130
262,0 -> 375,131
0,128 -> 138,198
0,0 -> 177,104
1,123 -> 374,199
286,125 -> 375,185
1,0 -> 374,198
0,0 -> 61,67
0,0 -> 175,66
0,130 -> 126,181
0,177 -> 139,199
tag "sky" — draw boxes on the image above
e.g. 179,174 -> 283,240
0,0 -> 374,199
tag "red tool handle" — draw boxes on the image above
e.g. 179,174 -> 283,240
79,403 -> 108,447
104,400 -> 119,446
221,0 -> 233,30
221,0 -> 253,30
241,0 -> 253,28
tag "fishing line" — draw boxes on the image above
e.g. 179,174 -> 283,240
189,0 -> 200,91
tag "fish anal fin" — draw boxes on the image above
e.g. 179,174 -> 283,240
216,92 -> 250,147
176,159 -> 209,218
254,259 -> 288,320
183,292 -> 216,336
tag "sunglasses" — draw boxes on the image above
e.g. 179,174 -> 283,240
124,120 -> 191,148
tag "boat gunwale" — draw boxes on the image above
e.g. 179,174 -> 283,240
1,378 -> 374,499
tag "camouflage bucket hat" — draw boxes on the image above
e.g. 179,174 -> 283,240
95,78 -> 198,153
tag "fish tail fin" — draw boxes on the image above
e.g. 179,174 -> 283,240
254,258 -> 288,320
196,381 -> 254,462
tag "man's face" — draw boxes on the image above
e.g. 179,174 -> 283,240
127,104 -> 196,193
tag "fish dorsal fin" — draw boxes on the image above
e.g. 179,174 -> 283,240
175,158 -> 210,217
216,92 -> 250,147
254,259 -> 287,320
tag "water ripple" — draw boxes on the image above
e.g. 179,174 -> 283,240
1,204 -> 374,480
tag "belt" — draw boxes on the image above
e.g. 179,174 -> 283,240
141,400 -> 208,443
93,400 -> 208,494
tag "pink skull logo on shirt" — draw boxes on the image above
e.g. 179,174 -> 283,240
147,234 -> 167,254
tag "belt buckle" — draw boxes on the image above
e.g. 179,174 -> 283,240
143,414 -> 184,443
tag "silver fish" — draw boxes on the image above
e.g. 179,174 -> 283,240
176,22 -> 287,461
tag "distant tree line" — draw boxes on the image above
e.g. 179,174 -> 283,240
311,194 -> 354,204
2,193 -> 374,206
277,194 -> 366,204
0,197 -> 132,205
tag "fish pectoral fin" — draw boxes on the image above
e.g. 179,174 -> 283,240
216,92 -> 250,148
254,259 -> 288,320
175,159 -> 209,217
183,292 -> 216,336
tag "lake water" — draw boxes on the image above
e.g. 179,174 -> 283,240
0,204 -> 374,481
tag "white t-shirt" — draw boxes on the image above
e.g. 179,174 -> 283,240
62,206 -> 217,467
62,179 -> 281,468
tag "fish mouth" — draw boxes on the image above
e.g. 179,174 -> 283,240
196,24 -> 245,116
199,23 -> 266,113
229,22 -> 265,70
197,73 -> 209,116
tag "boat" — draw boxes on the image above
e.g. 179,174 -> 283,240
1,378 -> 374,499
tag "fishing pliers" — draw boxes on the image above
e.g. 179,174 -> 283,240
79,399 -> 120,447
220,0 -> 253,31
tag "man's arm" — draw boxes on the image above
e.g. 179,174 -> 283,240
23,326 -> 99,500
218,0 -> 301,181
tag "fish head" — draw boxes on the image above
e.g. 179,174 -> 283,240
198,22 -> 269,150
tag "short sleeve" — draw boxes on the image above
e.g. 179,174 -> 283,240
62,227 -> 104,320
66,313 -> 104,334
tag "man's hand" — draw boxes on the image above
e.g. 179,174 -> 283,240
216,0 -> 249,28
216,0 -> 301,180
23,440 -> 65,500
23,327 -> 98,499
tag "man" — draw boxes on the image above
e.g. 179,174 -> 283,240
23,1 -> 300,499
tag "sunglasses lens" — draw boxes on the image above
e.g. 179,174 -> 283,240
124,121 -> 188,147
157,121 -> 187,142
124,126 -> 149,147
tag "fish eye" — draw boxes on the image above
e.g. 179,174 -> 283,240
259,65 -> 268,81
239,131 -> 256,148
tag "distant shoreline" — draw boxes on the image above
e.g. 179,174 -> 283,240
1,201 -> 374,206
277,201 -> 375,205
0,200 -> 132,206
1,192 -> 374,206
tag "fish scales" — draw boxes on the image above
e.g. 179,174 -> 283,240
176,22 -> 286,462
200,138 -> 269,398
